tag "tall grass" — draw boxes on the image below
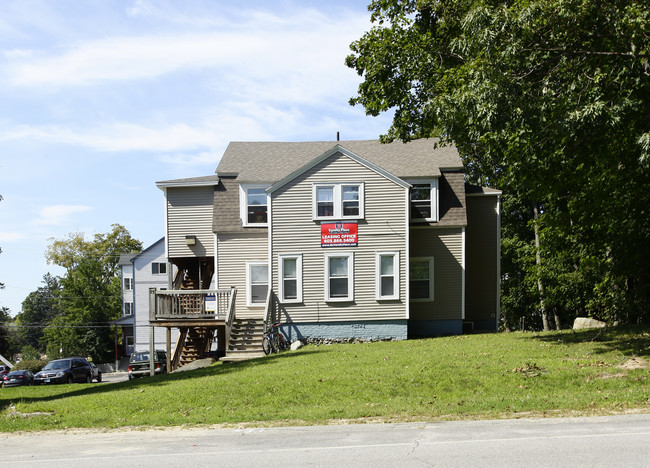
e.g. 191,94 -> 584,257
1,326 -> 648,432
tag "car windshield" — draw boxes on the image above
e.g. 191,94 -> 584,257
132,353 -> 150,362
42,359 -> 71,370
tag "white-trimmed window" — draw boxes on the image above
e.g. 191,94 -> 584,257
124,302 -> 133,315
279,254 -> 302,303
124,277 -> 133,290
313,183 -> 364,220
376,251 -> 400,300
240,184 -> 270,226
246,261 -> 268,306
410,257 -> 434,301
325,252 -> 354,301
409,179 -> 439,222
151,263 -> 167,275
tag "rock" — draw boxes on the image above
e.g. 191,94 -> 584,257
573,317 -> 607,330
290,341 -> 303,351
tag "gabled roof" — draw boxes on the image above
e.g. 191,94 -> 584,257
465,183 -> 502,196
155,175 -> 220,189
217,139 -> 462,183
268,145 -> 411,193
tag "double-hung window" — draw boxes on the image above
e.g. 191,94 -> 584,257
246,262 -> 268,306
240,185 -> 270,226
124,302 -> 133,316
409,179 -> 439,222
124,277 -> 133,290
325,252 -> 354,301
313,183 -> 364,220
279,254 -> 302,303
151,263 -> 167,275
376,252 -> 399,300
410,257 -> 434,301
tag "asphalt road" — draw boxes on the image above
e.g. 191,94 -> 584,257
1,414 -> 649,467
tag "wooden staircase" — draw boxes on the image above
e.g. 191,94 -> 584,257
178,327 -> 214,367
222,318 -> 265,362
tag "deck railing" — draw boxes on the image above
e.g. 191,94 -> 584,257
149,288 -> 235,320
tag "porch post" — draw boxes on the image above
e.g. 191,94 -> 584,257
166,327 -> 172,373
149,326 -> 155,377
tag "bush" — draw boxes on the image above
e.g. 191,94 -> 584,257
14,360 -> 47,373
20,344 -> 41,361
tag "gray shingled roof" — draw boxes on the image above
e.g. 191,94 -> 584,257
156,175 -> 220,188
217,139 -> 462,182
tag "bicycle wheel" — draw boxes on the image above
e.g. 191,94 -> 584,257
262,335 -> 272,355
278,333 -> 288,351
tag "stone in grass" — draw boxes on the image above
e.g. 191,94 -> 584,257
573,317 -> 607,330
290,341 -> 303,351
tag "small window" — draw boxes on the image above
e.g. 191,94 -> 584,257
410,257 -> 434,301
246,262 -> 268,306
279,254 -> 302,303
325,252 -> 354,301
124,277 -> 133,290
377,252 -> 399,300
240,185 -> 270,226
152,263 -> 167,275
313,183 -> 364,220
409,179 -> 439,222
124,302 -> 133,315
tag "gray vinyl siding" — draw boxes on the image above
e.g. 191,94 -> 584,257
217,232 -> 268,319
271,152 -> 408,323
410,227 -> 463,321
465,196 -> 499,322
166,186 -> 215,258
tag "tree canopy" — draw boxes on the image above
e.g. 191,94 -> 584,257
43,224 -> 142,361
347,0 -> 650,328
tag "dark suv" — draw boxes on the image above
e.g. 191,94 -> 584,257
33,357 -> 92,384
128,351 -> 167,379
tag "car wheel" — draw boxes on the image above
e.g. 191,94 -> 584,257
85,374 -> 91,384
97,373 -> 102,383
128,375 -> 133,380
67,375 -> 73,384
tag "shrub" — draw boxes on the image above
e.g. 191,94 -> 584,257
14,360 -> 47,373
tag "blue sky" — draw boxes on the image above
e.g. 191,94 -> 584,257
0,0 -> 392,316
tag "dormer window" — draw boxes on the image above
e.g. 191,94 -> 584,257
409,179 -> 439,222
313,183 -> 364,220
240,184 -> 270,227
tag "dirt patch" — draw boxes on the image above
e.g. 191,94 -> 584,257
619,357 -> 649,370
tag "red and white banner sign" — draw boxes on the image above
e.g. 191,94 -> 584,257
321,222 -> 358,247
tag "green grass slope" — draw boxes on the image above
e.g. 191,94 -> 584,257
1,326 -> 649,432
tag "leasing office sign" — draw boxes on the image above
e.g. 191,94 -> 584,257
321,222 -> 358,247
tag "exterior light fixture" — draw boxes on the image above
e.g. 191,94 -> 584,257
185,235 -> 197,246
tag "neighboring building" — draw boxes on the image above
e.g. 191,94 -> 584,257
117,238 -> 178,355
154,138 -> 501,347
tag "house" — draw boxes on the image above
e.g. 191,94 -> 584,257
152,138 -> 501,365
116,238 -> 178,356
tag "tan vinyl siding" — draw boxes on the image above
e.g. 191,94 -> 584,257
271,152 -> 408,323
166,186 -> 215,258
217,232 -> 267,319
410,227 -> 463,320
465,196 -> 499,321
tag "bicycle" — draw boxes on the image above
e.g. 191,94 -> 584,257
263,322 -> 289,355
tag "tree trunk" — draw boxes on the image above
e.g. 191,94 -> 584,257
532,201 -> 550,331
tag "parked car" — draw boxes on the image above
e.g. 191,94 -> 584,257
2,370 -> 34,387
33,357 -> 92,384
89,361 -> 102,382
128,351 -> 167,380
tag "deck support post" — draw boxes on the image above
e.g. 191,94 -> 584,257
149,326 -> 155,377
166,328 -> 172,373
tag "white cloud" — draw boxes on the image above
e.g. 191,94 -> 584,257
4,7 -> 368,89
32,205 -> 93,226
0,231 -> 26,242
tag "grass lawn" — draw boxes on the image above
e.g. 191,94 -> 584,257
1,326 -> 649,432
